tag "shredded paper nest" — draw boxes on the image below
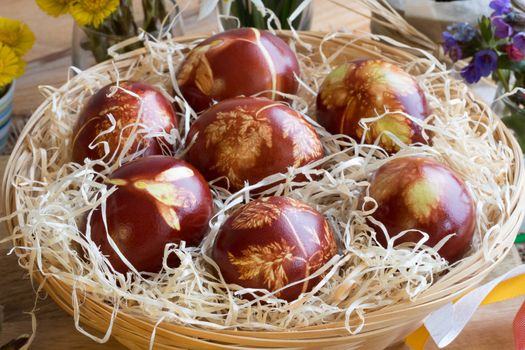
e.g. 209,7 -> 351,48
5,30 -> 516,338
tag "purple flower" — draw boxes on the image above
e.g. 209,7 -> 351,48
460,50 -> 498,84
474,50 -> 498,77
490,0 -> 512,16
461,63 -> 482,84
442,31 -> 463,61
445,22 -> 477,43
513,32 -> 525,53
506,44 -> 525,61
447,44 -> 463,62
492,17 -> 513,38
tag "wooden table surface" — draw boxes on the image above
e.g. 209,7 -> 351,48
0,1 -> 523,349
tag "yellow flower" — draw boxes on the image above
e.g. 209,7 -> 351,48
0,18 -> 35,56
70,0 -> 120,28
36,0 -> 72,17
0,44 -> 25,87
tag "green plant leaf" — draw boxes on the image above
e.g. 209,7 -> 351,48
479,16 -> 494,44
498,55 -> 525,72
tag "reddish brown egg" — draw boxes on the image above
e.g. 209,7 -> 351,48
72,81 -> 178,164
369,157 -> 475,263
212,196 -> 338,301
186,97 -> 324,192
89,156 -> 213,273
316,59 -> 430,153
176,28 -> 300,112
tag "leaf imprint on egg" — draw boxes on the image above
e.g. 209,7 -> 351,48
204,107 -> 273,188
133,180 -> 197,230
228,238 -> 295,291
155,166 -> 194,182
281,116 -> 323,167
231,200 -> 281,230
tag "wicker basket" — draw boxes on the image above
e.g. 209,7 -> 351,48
3,31 -> 525,350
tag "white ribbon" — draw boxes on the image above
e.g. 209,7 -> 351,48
424,264 -> 525,348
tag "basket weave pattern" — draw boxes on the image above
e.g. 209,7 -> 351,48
3,32 -> 525,350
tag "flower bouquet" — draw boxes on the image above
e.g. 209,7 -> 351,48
0,17 -> 34,150
214,0 -> 313,30
37,0 -> 179,68
442,0 -> 525,150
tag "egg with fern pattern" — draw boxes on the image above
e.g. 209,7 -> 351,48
72,81 -> 178,165
369,157 -> 475,263
212,196 -> 338,301
186,97 -> 324,192
316,59 -> 430,153
176,28 -> 300,112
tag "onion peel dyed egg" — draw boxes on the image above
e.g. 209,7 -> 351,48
186,97 -> 324,192
89,156 -> 213,273
316,59 -> 430,153
176,28 -> 300,112
72,81 -> 178,164
369,157 -> 475,263
212,196 -> 338,301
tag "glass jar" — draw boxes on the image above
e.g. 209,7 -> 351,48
71,0 -> 183,70
0,81 -> 15,153
218,0 -> 313,31
491,85 -> 525,152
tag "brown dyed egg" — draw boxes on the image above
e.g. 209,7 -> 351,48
212,196 -> 338,301
72,81 -> 178,164
186,97 -> 324,192
89,156 -> 213,273
316,59 -> 430,153
176,28 -> 300,112
369,157 -> 475,263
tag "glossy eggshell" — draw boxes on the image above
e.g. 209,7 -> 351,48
176,28 -> 300,112
316,59 -> 430,153
186,97 -> 324,192
212,196 -> 338,301
72,81 -> 178,164
369,157 -> 475,263
89,156 -> 213,273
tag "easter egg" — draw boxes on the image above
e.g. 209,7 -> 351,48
176,28 -> 300,112
72,81 -> 178,164
89,156 -> 213,273
212,196 -> 338,301
369,157 -> 475,263
316,59 -> 430,153
186,97 -> 324,192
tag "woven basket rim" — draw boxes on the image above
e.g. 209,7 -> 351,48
3,31 -> 524,348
